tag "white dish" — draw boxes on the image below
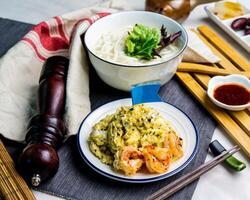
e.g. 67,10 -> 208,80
84,11 -> 188,91
207,74 -> 250,111
77,98 -> 199,183
205,3 -> 250,53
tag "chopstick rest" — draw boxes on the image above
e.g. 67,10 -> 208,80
209,140 -> 246,171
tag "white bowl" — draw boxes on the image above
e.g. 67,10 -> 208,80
84,11 -> 188,91
207,75 -> 250,111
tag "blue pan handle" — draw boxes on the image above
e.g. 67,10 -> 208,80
131,82 -> 162,105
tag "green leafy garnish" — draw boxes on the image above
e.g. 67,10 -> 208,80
125,24 -> 182,60
125,24 -> 161,60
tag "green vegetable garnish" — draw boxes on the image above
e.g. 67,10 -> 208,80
125,24 -> 161,60
125,24 -> 182,60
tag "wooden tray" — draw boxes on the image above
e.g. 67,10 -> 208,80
176,25 -> 250,157
0,140 -> 35,200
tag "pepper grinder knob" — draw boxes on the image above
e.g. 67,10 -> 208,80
31,174 -> 41,186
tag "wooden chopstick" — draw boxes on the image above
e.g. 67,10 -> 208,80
195,26 -> 250,114
190,28 -> 250,136
189,72 -> 250,136
178,63 -> 250,78
197,25 -> 250,71
176,72 -> 250,156
197,26 -> 250,115
145,145 -> 240,200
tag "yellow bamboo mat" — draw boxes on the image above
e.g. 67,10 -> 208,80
0,139 -> 36,200
176,25 -> 250,157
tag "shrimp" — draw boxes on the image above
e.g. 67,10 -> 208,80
115,146 -> 144,176
142,145 -> 171,173
164,131 -> 183,160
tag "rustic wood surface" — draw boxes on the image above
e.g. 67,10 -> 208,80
177,25 -> 250,157
0,140 -> 36,200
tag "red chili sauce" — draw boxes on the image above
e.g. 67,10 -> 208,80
213,83 -> 250,105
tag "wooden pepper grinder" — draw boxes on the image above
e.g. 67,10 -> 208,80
18,56 -> 69,186
146,0 -> 221,22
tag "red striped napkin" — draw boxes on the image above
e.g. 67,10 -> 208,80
0,6 -> 114,141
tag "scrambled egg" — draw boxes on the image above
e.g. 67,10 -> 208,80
88,104 -> 182,171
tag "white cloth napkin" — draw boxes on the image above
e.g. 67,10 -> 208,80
183,29 -> 220,63
0,0 -> 219,141
0,3 -> 117,141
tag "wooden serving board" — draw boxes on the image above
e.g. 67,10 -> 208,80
0,140 -> 35,200
176,25 -> 250,157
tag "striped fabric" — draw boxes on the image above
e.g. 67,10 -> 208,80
0,7 -> 112,141
21,13 -> 110,61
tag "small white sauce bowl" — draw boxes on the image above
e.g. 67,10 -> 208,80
84,11 -> 188,91
207,74 -> 250,111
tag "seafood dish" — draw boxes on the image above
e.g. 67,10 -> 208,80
88,104 -> 183,176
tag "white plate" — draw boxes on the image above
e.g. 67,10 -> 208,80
205,2 -> 250,53
77,98 -> 199,183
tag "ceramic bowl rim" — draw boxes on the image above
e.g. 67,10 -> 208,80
84,11 -> 188,68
